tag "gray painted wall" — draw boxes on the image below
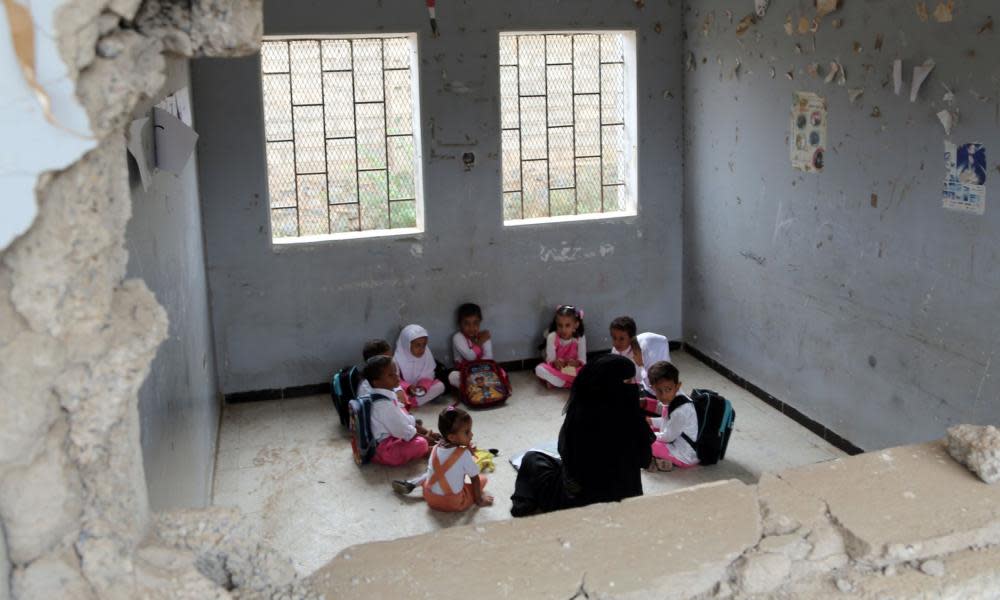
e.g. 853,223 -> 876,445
192,0 -> 684,394
683,2 -> 1000,450
126,59 -> 220,509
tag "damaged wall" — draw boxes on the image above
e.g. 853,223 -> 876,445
125,58 -> 220,510
683,1 -> 1000,449
191,0 -> 684,394
0,1 -> 317,598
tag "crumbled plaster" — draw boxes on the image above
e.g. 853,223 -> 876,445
0,1 -> 314,598
947,424 -> 1000,484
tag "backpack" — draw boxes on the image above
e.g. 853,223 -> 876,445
458,360 -> 511,408
348,392 -> 391,465
330,365 -> 363,427
668,388 -> 735,466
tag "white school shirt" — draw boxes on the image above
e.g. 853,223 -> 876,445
368,387 -> 416,443
357,379 -> 405,403
610,332 -> 671,393
655,395 -> 699,465
426,445 -> 480,496
543,332 -> 587,364
452,332 -> 494,365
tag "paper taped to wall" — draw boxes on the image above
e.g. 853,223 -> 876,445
790,92 -> 827,173
943,142 -> 987,215
152,107 -> 199,175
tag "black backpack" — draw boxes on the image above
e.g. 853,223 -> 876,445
330,365 -> 363,427
668,388 -> 735,466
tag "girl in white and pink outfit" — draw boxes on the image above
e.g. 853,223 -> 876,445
395,324 -> 446,406
448,302 -> 506,387
534,305 -> 587,389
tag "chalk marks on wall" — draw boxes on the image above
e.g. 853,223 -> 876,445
943,142 -> 987,215
790,92 -> 827,173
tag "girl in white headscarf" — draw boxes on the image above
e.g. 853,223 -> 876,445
609,316 -> 671,405
395,324 -> 446,406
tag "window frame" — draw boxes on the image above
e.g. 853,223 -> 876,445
260,32 -> 425,246
498,30 -> 639,227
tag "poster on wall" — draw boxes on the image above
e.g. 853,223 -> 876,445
943,141 -> 987,215
790,92 -> 827,173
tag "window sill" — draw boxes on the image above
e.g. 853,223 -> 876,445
271,227 -> 423,248
503,210 -> 637,228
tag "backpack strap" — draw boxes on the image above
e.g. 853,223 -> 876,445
668,394 -> 697,449
369,392 -> 392,402
426,446 -> 466,496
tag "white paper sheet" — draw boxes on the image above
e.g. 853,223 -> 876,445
152,107 -> 199,174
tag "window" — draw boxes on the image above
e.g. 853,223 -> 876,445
260,35 -> 423,243
500,31 -> 637,224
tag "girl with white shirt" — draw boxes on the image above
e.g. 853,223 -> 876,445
422,406 -> 493,512
608,316 -> 672,401
447,303 -> 497,387
534,305 -> 587,389
395,324 -> 446,406
646,361 -> 699,471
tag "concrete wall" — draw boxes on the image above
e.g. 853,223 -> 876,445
683,2 -> 1000,450
192,0 -> 684,395
126,59 -> 220,509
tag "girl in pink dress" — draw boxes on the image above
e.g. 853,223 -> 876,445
534,305 -> 587,389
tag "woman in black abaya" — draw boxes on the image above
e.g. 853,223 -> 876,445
510,354 -> 654,516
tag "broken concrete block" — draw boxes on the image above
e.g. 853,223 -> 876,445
947,425 -> 1000,484
734,552 -> 792,595
757,473 -> 827,536
774,442 -> 1000,567
310,480 -> 760,599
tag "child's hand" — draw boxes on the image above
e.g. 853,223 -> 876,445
478,330 -> 491,343
553,359 -> 566,369
428,431 -> 442,443
396,390 -> 408,404
477,493 -> 494,507
567,359 -> 582,367
416,424 -> 428,436
632,342 -> 644,367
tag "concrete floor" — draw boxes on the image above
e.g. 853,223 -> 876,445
211,351 -> 845,575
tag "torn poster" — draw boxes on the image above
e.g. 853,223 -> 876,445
790,92 -> 827,173
152,107 -> 199,175
943,142 -> 987,215
911,59 -> 935,102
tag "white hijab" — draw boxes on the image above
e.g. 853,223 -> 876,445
395,324 -> 436,382
637,332 -> 671,392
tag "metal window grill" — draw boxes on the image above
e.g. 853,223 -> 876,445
500,33 -> 629,221
261,36 -> 419,240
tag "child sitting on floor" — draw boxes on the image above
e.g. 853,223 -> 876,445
395,324 -> 446,405
646,361 -> 699,472
534,305 -> 587,389
422,406 -> 493,512
448,302 -> 497,387
357,338 -> 410,407
364,355 -> 439,467
608,316 -> 671,410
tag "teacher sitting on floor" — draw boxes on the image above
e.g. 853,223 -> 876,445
511,354 -> 654,516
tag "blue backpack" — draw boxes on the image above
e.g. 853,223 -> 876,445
331,365 -> 362,427
348,392 -> 391,465
668,388 -> 735,466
